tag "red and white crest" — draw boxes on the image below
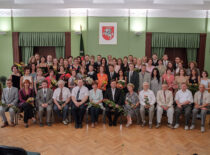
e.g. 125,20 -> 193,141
99,22 -> 117,44
102,26 -> 114,40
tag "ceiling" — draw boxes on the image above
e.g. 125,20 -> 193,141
0,0 -> 210,10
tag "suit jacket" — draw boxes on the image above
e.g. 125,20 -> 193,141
127,71 -> 139,92
107,71 -> 118,88
194,90 -> 210,105
1,87 -> 18,106
139,72 -> 151,91
104,88 -> 123,106
157,90 -> 173,107
152,60 -> 158,66
36,88 -> 53,106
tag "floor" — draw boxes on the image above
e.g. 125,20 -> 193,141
0,114 -> 210,155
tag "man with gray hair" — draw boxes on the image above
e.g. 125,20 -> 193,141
139,82 -> 156,128
190,84 -> 210,132
53,80 -> 71,125
0,79 -> 18,128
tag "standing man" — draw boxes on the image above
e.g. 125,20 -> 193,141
71,79 -> 89,129
107,64 -> 118,88
36,80 -> 53,127
174,82 -> 193,130
162,54 -> 169,67
127,63 -> 139,92
0,79 -> 18,128
190,84 -> 210,132
152,53 -> 159,66
156,83 -> 174,128
139,64 -> 151,91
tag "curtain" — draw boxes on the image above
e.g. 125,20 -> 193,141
152,47 -> 165,59
187,48 -> 197,62
152,33 -> 200,48
21,47 -> 33,64
19,32 -> 65,47
55,47 -> 65,59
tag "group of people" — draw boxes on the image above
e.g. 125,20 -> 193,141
0,53 -> 210,132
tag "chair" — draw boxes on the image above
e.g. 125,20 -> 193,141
0,145 -> 40,155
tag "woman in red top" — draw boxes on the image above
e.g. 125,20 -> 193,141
162,68 -> 175,91
45,69 -> 56,90
97,66 -> 108,92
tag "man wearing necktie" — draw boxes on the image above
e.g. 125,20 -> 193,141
53,80 -> 71,125
71,79 -> 89,129
0,79 -> 18,128
156,83 -> 174,128
190,84 -> 210,132
107,65 -> 118,88
104,80 -> 123,126
36,80 -> 53,127
126,63 -> 139,92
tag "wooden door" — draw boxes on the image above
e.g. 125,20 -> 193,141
165,48 -> 188,67
34,47 -> 56,58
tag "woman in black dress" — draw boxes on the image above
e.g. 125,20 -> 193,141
10,65 -> 21,90
189,68 -> 200,85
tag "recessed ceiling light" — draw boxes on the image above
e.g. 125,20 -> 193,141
14,0 -> 64,4
93,0 -> 124,4
154,0 -> 204,5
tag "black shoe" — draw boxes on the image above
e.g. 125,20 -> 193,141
39,123 -> 44,127
113,122 -> 117,126
47,122 -> 52,127
109,122 -> 112,126
75,123 -> 79,129
25,124 -> 29,128
1,122 -> 8,128
79,124 -> 83,128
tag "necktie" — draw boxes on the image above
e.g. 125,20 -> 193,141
200,93 -> 203,106
164,91 -> 166,103
59,88 -> 63,101
44,89 -> 47,103
76,88 -> 81,101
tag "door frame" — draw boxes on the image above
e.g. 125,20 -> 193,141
145,32 -> 206,71
12,32 -> 71,63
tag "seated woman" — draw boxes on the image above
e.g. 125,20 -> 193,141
124,83 -> 140,127
68,69 -> 77,93
20,66 -> 33,89
77,67 -> 86,80
56,65 -> 66,81
146,58 -> 155,74
19,80 -> 36,128
38,56 -> 48,77
89,82 -> 104,128
186,61 -> 200,76
45,69 -> 57,90
86,65 -> 97,90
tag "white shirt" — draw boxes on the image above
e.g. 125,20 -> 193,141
52,87 -> 71,102
42,88 -> 47,97
72,86 -> 89,100
175,89 -> 193,104
139,89 -> 156,106
111,88 -> 116,100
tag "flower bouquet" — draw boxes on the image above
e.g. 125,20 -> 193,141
117,80 -> 126,89
26,97 -> 35,107
188,83 -> 199,96
60,73 -> 71,81
36,81 -> 42,90
144,95 -> 150,106
134,68 -> 140,73
50,79 -> 58,89
0,101 -> 19,113
87,102 -> 101,109
103,99 -> 124,113
85,77 -> 94,85
125,97 -> 136,109
15,62 -> 25,75
101,81 -> 108,90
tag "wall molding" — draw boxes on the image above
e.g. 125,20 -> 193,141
0,8 -> 209,18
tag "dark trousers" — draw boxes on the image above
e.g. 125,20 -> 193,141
53,104 -> 69,121
21,103 -> 35,124
72,103 -> 86,125
175,104 -> 192,125
106,107 -> 120,124
90,107 -> 100,123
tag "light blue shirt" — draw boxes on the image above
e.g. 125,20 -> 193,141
89,89 -> 103,106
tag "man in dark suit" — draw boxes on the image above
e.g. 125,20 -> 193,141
127,63 -> 139,92
104,80 -> 123,126
152,53 -> 159,66
173,57 -> 181,70
107,64 -> 118,88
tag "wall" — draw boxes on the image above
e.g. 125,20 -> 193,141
0,9 -> 210,77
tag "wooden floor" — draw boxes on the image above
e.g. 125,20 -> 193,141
1,115 -> 210,155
